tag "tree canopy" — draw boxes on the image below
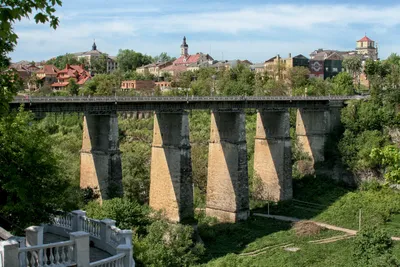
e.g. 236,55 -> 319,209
116,49 -> 153,72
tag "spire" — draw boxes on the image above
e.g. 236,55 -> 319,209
92,39 -> 97,51
181,36 -> 188,48
180,36 -> 189,57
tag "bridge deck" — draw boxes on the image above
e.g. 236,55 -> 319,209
10,95 -> 366,113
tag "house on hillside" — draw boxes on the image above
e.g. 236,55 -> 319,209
51,64 -> 91,91
36,65 -> 59,85
136,61 -> 173,77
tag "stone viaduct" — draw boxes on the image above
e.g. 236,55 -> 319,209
11,95 -> 362,223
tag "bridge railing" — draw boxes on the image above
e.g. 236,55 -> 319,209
11,95 -> 366,103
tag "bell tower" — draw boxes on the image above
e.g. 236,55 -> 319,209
180,36 -> 189,57
356,35 -> 377,60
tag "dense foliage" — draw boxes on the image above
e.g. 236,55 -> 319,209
0,110 -> 75,233
353,227 -> 400,266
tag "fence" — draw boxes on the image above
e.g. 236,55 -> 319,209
0,210 -> 134,267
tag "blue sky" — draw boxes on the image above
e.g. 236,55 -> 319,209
9,0 -> 400,63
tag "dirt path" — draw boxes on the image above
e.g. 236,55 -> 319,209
253,213 -> 400,241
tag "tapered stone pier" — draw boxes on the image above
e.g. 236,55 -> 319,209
253,109 -> 292,201
80,113 -> 123,200
206,110 -> 249,222
296,108 -> 330,163
149,111 -> 193,222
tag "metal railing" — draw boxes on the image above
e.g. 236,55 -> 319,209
11,95 -> 367,104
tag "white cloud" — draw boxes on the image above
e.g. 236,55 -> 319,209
10,3 -> 400,61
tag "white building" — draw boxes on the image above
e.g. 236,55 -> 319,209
74,42 -> 118,73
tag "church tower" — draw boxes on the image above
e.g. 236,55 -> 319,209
180,36 -> 189,57
356,35 -> 378,60
92,40 -> 97,51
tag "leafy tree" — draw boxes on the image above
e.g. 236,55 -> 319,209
287,66 -> 310,92
343,55 -> 362,88
153,52 -> 176,63
67,78 -> 79,95
370,145 -> 400,184
91,53 -> 108,74
1,0 -> 61,114
80,74 -> 119,95
353,227 -> 399,266
46,53 -> 80,70
330,72 -> 354,95
0,110 -> 70,233
116,49 -> 153,72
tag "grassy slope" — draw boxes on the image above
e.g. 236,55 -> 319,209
200,177 -> 400,266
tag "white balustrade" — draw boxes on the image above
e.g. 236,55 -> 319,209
108,226 -> 121,246
89,253 -> 125,267
81,217 -> 101,239
53,213 -> 73,230
18,240 -> 75,267
2,211 -> 134,267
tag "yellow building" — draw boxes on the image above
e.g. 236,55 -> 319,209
356,35 -> 378,60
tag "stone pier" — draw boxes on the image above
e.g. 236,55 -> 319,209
253,109 -> 292,201
149,111 -> 193,223
80,113 -> 123,200
206,110 -> 249,222
296,108 -> 330,163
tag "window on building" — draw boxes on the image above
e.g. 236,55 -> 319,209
333,68 -> 338,72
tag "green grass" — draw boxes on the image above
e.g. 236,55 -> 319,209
197,177 -> 400,266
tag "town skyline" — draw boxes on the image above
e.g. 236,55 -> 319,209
9,0 -> 400,63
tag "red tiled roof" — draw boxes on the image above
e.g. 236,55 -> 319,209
77,76 -> 90,85
173,54 -> 202,65
162,65 -> 188,72
37,65 -> 59,75
70,65 -> 85,73
358,36 -> 373,42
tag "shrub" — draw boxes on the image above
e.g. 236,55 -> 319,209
134,220 -> 204,267
85,198 -> 152,235
353,226 -> 399,266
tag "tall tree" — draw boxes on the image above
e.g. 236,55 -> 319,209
116,49 -> 153,72
330,72 -> 354,95
343,55 -> 362,88
91,53 -> 108,74
1,0 -> 62,115
287,66 -> 310,93
152,52 -> 176,63
0,1 -> 76,233
0,110 -> 70,232
67,78 -> 79,95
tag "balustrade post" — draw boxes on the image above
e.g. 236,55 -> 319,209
25,226 -> 44,264
100,219 -> 116,244
116,244 -> 134,267
118,230 -> 133,246
0,240 -> 19,267
71,210 -> 87,231
69,231 -> 90,267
